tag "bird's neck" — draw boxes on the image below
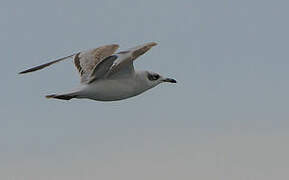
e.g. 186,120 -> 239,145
134,71 -> 151,92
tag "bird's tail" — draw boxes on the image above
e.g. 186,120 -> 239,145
45,93 -> 78,100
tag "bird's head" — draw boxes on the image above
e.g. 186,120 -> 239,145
140,71 -> 177,89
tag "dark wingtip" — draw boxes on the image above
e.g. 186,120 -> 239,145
18,63 -> 51,74
45,94 -> 57,99
18,70 -> 29,74
18,53 -> 77,75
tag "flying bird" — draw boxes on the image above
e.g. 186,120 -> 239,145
19,42 -> 177,101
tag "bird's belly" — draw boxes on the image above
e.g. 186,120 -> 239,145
80,79 -> 141,101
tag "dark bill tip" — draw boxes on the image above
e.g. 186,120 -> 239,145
163,78 -> 177,83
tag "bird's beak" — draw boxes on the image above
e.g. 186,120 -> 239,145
162,78 -> 177,83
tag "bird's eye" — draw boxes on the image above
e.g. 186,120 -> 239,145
148,73 -> 160,81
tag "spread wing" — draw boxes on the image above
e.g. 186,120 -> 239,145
106,42 -> 157,78
73,44 -> 119,83
86,42 -> 157,83
18,42 -> 156,84
19,44 -> 119,83
19,54 -> 77,74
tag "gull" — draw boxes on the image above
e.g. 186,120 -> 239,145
19,42 -> 177,101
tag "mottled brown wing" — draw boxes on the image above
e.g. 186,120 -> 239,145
74,44 -> 119,83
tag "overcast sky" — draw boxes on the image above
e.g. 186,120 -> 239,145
1,0 -> 289,179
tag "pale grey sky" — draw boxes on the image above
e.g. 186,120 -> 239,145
1,0 -> 289,179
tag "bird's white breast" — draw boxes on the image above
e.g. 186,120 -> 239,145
78,77 -> 146,101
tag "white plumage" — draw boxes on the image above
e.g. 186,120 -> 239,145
19,42 -> 176,101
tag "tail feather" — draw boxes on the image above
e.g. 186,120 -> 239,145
46,94 -> 77,100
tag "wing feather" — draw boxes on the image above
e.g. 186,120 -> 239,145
75,44 -> 119,83
106,42 -> 157,77
19,54 -> 76,74
19,43 -> 155,84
